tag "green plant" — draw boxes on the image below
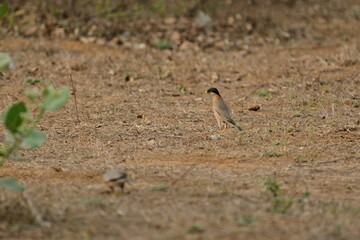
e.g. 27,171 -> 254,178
335,223 -> 347,240
0,177 -> 25,192
298,191 -> 311,203
254,89 -> 270,97
262,150 -> 283,158
260,179 -> 281,197
177,84 -> 187,93
152,39 -> 172,50
0,81 -> 69,163
0,2 -> 8,19
260,179 -> 295,214
150,0 -> 167,15
272,140 -> 282,146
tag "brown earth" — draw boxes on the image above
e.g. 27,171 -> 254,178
1,1 -> 360,240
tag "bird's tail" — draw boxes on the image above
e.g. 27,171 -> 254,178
227,119 -> 243,131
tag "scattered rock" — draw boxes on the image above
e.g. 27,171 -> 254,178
208,135 -> 225,140
80,36 -> 96,44
0,52 -> 15,70
164,17 -> 176,25
193,11 -> 213,30
52,28 -> 66,38
248,105 -> 261,111
170,31 -> 181,44
211,73 -> 219,82
179,41 -> 199,51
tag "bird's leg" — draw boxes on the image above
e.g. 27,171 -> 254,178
220,128 -> 227,136
219,123 -> 227,136
120,183 -> 125,193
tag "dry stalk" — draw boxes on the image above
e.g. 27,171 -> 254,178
22,191 -> 51,228
69,71 -> 81,123
170,165 -> 196,185
48,73 -> 57,88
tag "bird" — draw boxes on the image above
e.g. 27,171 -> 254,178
103,169 -> 135,193
205,88 -> 243,134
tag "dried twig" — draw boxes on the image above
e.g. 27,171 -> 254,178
22,191 -> 51,228
69,72 -> 80,123
170,165 -> 196,185
48,73 -> 57,89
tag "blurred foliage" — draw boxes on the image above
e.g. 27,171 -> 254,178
0,2 -> 8,19
0,178 -> 25,192
5,0 -> 216,19
1,0 -> 359,49
0,82 -> 69,162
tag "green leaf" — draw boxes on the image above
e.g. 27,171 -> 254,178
24,77 -> 44,85
0,3 -> 9,19
0,177 -> 25,192
25,87 -> 40,101
41,86 -> 69,110
3,102 -> 27,133
22,129 -> 46,148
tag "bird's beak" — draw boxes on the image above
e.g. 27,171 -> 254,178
204,90 -> 208,94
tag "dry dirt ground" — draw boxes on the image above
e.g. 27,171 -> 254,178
1,27 -> 360,240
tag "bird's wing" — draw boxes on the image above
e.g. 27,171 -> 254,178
214,98 -> 243,131
214,98 -> 233,121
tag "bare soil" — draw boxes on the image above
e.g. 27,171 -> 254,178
1,1 -> 360,240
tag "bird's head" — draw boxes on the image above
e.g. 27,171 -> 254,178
205,88 -> 221,96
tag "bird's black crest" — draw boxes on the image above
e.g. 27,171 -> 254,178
206,88 -> 221,96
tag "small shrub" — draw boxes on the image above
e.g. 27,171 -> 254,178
177,84 -> 187,93
262,150 -> 283,158
0,82 -> 69,163
260,179 -> 302,214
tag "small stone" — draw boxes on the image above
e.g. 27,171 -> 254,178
208,135 -> 224,140
96,38 -> 106,46
147,139 -> 156,146
108,69 -> 115,76
248,105 -> 261,111
164,17 -> 176,25
193,11 -> 213,29
211,73 -> 219,82
170,31 -> 181,43
80,37 -> 96,44
52,28 -> 65,38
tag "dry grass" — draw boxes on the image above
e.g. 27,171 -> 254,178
0,36 -> 359,240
